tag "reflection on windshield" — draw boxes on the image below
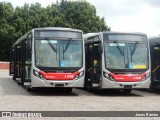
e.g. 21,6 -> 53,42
104,42 -> 148,69
35,40 -> 82,67
128,43 -> 148,69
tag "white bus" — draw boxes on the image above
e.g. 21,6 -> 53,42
9,27 -> 85,92
84,32 -> 151,93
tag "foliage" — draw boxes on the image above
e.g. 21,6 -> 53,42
0,0 -> 110,61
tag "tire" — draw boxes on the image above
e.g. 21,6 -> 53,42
13,75 -> 16,80
17,81 -> 22,85
149,84 -> 156,93
84,80 -> 91,90
64,88 -> 72,93
123,89 -> 132,94
26,86 -> 34,92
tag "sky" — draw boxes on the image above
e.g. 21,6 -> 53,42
1,0 -> 160,36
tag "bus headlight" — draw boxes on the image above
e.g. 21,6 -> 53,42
142,72 -> 150,81
75,71 -> 84,80
33,70 -> 45,80
103,72 -> 115,81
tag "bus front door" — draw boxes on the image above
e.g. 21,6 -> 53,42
152,46 -> 160,88
90,43 -> 101,87
22,35 -> 32,86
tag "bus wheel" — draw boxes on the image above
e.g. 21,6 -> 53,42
149,84 -> 156,93
12,75 -> 16,80
64,88 -> 72,93
84,81 -> 90,90
26,86 -> 34,92
17,81 -> 22,85
123,89 -> 132,94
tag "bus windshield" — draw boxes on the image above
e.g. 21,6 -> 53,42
104,42 -> 148,69
35,39 -> 82,68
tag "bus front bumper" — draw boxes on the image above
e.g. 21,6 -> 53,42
101,77 -> 151,89
30,75 -> 85,88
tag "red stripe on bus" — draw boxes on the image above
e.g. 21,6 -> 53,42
39,71 -> 80,80
109,72 -> 146,82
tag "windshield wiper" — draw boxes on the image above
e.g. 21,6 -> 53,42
113,41 -> 126,67
63,38 -> 72,53
45,38 -> 57,52
114,41 -> 124,56
130,42 -> 138,62
131,41 -> 138,55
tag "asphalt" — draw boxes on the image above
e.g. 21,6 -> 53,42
0,69 -> 160,120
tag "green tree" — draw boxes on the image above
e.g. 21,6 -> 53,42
0,1 -> 110,61
58,0 -> 110,33
0,2 -> 15,60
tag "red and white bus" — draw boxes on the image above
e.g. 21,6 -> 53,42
84,32 -> 151,93
9,27 -> 85,92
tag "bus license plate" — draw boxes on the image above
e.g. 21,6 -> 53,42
124,85 -> 132,89
55,84 -> 64,87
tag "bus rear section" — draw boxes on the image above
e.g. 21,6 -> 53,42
84,32 -> 151,93
149,37 -> 160,90
9,27 -> 85,92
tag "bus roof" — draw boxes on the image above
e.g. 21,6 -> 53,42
83,33 -> 100,39
149,36 -> 160,40
102,31 -> 147,36
84,31 -> 147,43
33,27 -> 82,32
12,27 -> 82,47
84,31 -> 146,38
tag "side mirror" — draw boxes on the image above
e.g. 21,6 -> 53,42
98,43 -> 103,54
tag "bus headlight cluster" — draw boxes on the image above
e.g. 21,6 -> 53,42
33,70 -> 45,80
75,71 -> 84,80
103,72 -> 115,81
142,72 -> 150,81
